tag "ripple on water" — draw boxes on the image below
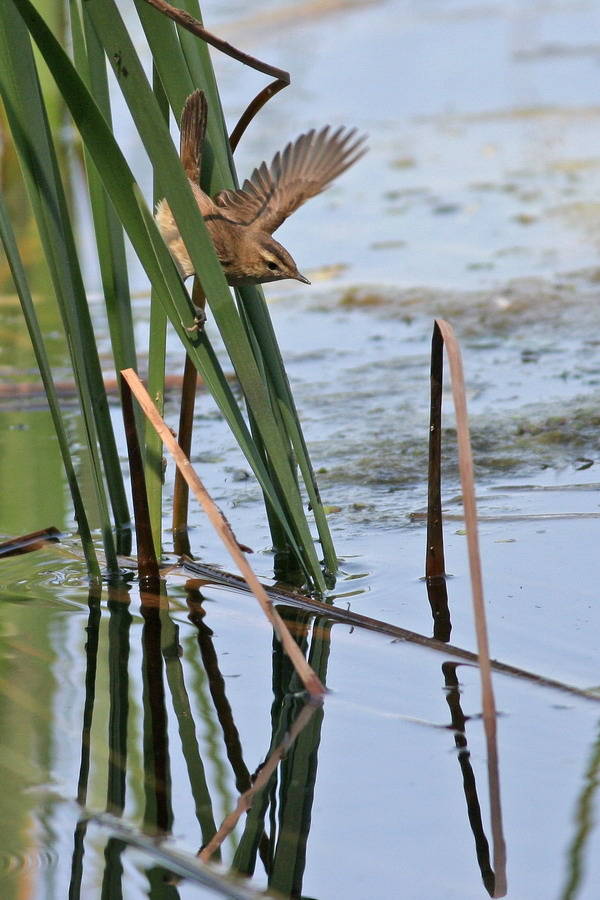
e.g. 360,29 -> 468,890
0,844 -> 59,876
0,552 -> 91,607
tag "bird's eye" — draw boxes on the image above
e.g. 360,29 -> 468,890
267,261 -> 279,271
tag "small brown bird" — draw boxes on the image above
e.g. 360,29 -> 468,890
155,90 -> 367,287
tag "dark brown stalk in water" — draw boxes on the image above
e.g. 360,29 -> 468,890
121,373 -> 161,592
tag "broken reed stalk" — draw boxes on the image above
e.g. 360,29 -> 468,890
120,368 -> 326,699
427,323 -> 445,579
172,350 -> 197,556
172,350 -> 201,557
426,322 -> 451,640
0,526 -> 61,558
430,318 -> 506,897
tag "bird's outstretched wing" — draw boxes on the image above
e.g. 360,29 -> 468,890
214,126 -> 367,233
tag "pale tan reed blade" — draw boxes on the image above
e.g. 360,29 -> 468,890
433,319 -> 507,897
434,320 -> 494,711
120,368 -> 326,699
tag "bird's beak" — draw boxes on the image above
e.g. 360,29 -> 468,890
293,271 -> 311,285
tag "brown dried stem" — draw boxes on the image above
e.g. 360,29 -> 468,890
139,0 -> 290,148
172,284 -> 205,556
0,526 -> 61,558
426,322 -> 451,640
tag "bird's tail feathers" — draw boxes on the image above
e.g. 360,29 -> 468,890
179,89 -> 208,185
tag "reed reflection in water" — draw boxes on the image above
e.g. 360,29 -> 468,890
60,573 -> 508,899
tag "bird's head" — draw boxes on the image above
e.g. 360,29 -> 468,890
223,233 -> 310,287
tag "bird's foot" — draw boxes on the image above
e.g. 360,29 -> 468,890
186,305 -> 207,333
